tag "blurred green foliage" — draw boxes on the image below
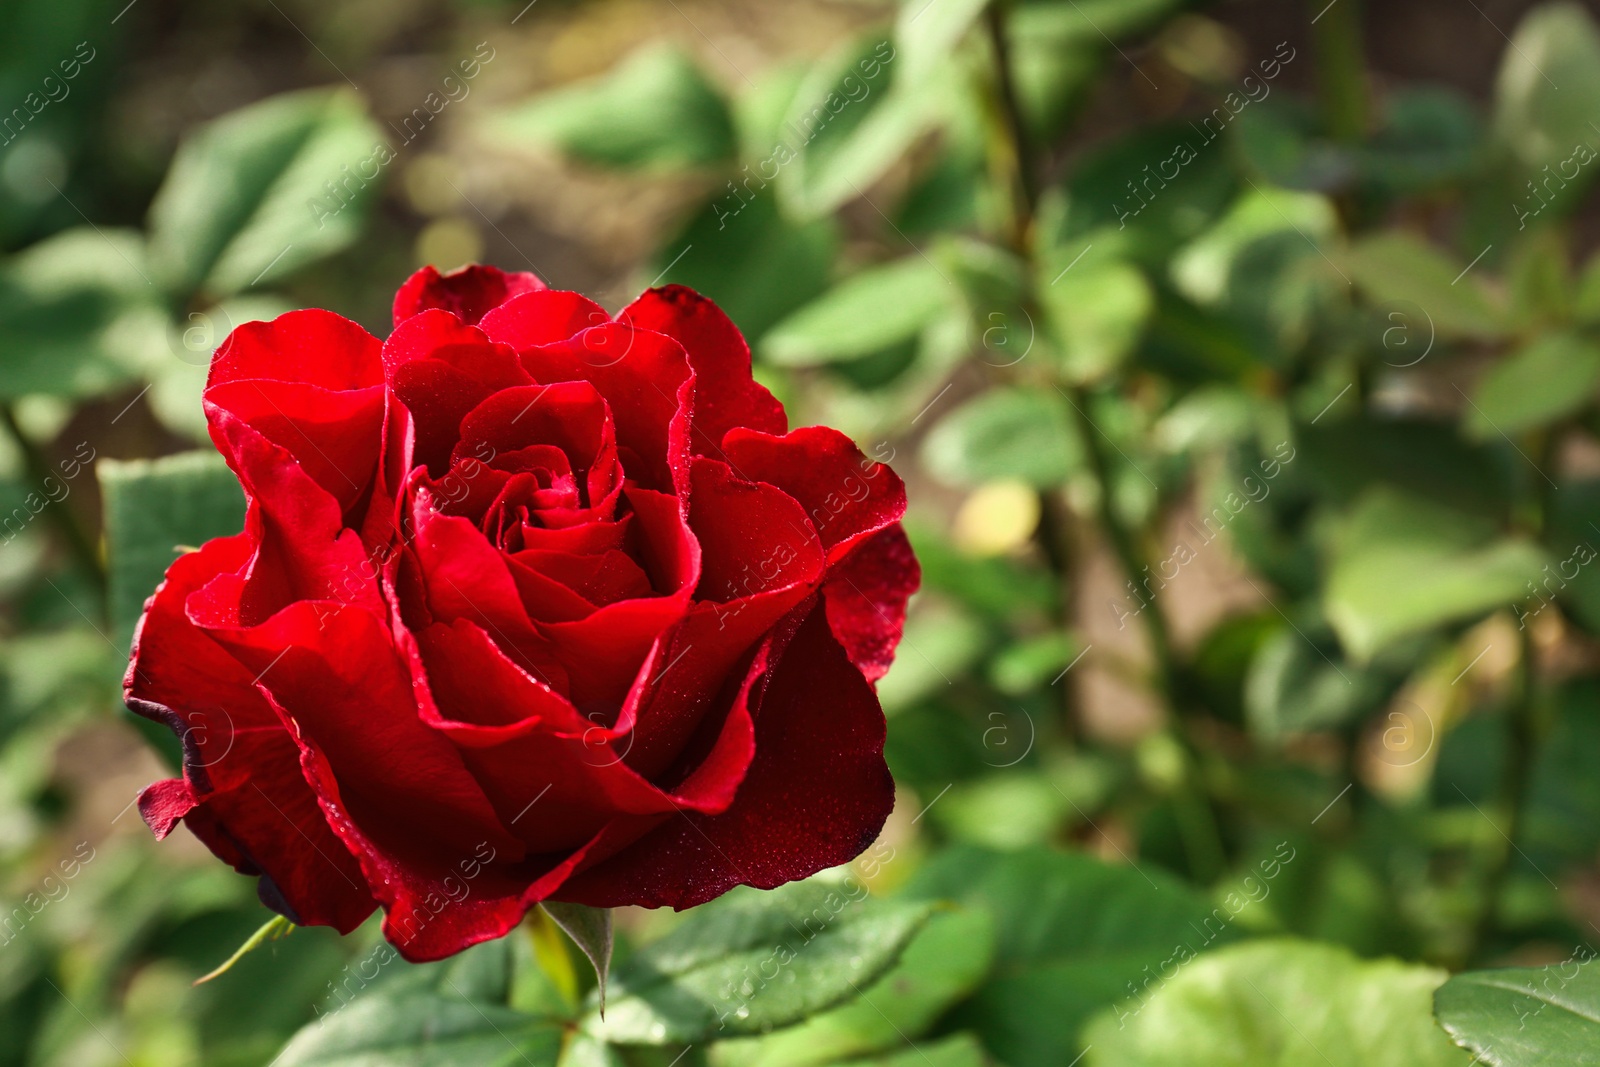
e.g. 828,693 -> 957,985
8,0 -> 1600,1064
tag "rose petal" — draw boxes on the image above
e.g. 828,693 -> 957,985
393,264 -> 546,327
209,309 -> 382,393
822,523 -> 919,682
127,539 -> 375,932
722,426 -> 906,563
556,601 -> 894,908
619,285 -> 786,457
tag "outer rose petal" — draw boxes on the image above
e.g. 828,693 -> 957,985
128,538 -> 375,933
822,523 -> 919,682
556,600 -> 895,909
722,426 -> 906,563
619,286 -> 786,457
209,309 -> 382,393
393,264 -> 546,327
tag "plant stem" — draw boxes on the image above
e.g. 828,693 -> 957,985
1035,487 -> 1083,739
1467,433 -> 1556,961
1311,0 -> 1368,143
984,0 -> 1224,881
1064,385 -> 1224,881
983,0 -> 1037,254
1468,623 -> 1540,961
0,405 -> 107,596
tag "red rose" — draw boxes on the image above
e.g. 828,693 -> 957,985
129,265 -> 917,961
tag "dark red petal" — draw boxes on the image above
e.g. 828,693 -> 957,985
822,523 -> 920,682
518,549 -> 653,606
517,325 -> 693,496
722,426 -> 906,564
688,458 -> 824,603
205,603 -> 528,881
478,290 -> 610,348
138,778 -> 195,838
204,380 -> 384,516
539,592 -> 690,713
127,538 -> 375,933
619,285 -> 786,457
407,499 -> 571,689
209,309 -> 382,393
392,264 -> 546,328
621,460 -> 824,779
556,601 -> 894,908
197,413 -> 383,626
625,484 -> 700,598
383,311 -> 531,475
406,621 -> 743,852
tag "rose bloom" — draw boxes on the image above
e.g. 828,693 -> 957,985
128,266 -> 917,960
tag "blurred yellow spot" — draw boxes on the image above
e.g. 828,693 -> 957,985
1158,15 -> 1244,82
404,154 -> 463,217
953,480 -> 1039,556
414,218 -> 483,271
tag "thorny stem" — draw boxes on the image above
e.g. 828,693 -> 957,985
0,405 -> 106,597
984,0 -> 1224,881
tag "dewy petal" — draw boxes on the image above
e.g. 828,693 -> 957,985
200,411 -> 382,626
517,324 -> 694,497
209,309 -> 383,393
392,264 -> 546,328
556,600 -> 895,909
722,425 -> 906,564
618,285 -> 786,457
204,379 -> 384,516
822,523 -> 920,683
477,290 -> 610,348
383,310 -> 532,475
127,538 -> 375,933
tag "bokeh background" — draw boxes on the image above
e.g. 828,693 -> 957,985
7,0 -> 1600,1064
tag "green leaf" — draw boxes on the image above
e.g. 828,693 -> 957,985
763,257 -> 951,367
1491,3 -> 1600,199
1084,939 -> 1470,1066
833,1033 -> 990,1067
272,992 -> 562,1067
98,451 -> 247,648
588,880 -> 934,1045
1170,188 -> 1337,307
1323,489 -> 1546,661
557,1031 -> 628,1067
0,227 -> 161,399
487,46 -> 735,171
920,387 -> 1081,488
540,903 -> 612,1013
148,88 -> 384,299
1436,961 -> 1600,1066
1037,247 -> 1153,382
901,846 -> 1249,1067
1346,232 -> 1504,339
1542,481 -> 1600,633
1244,625 -> 1411,741
895,0 -> 990,85
1297,416 -> 1513,520
778,36 -> 923,217
1468,333 -> 1600,439
710,908 -> 995,1067
653,191 -> 838,344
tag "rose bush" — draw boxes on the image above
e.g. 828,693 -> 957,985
128,264 -> 917,961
